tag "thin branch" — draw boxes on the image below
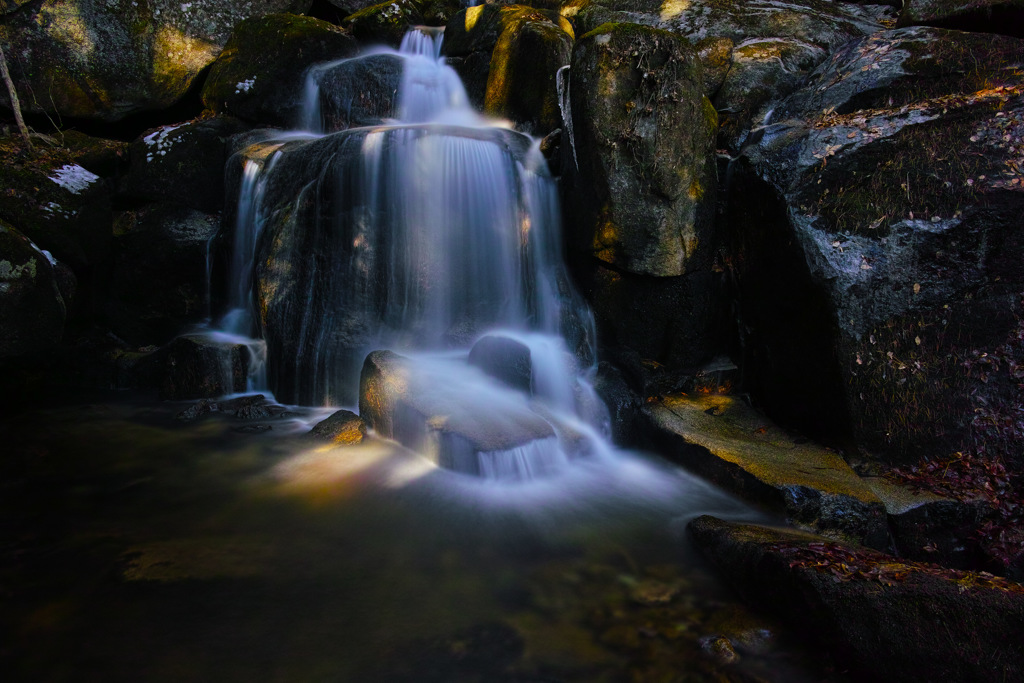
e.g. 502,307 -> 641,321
0,41 -> 32,151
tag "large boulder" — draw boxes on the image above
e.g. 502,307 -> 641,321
0,0 -> 313,122
730,27 -> 1024,461
566,22 -> 716,278
121,116 -> 250,214
201,13 -> 358,128
106,202 -> 220,346
0,142 -> 111,276
0,220 -> 69,358
688,515 -> 1024,682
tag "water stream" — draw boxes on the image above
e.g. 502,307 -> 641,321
0,28 -> 845,682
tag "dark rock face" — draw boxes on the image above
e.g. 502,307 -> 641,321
0,220 -> 68,358
201,13 -> 358,128
898,0 -> 1024,38
0,0 -> 313,121
688,515 -> 1024,683
732,27 -> 1024,461
160,334 -> 251,400
122,116 -> 250,214
106,203 -> 219,347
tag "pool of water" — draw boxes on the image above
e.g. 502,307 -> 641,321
1,393 -> 846,682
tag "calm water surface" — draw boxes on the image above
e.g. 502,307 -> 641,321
1,392 -> 844,682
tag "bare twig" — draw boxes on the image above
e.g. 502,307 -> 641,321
0,41 -> 32,150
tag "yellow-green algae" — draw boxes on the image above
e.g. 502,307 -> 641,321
649,393 -> 882,504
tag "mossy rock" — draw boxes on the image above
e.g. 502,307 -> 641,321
444,4 -> 574,111
898,0 -> 1024,38
0,0 -> 313,121
0,220 -> 68,359
0,138 -> 111,274
484,17 -> 573,133
343,0 -> 462,47
565,22 -> 717,277
201,13 -> 358,128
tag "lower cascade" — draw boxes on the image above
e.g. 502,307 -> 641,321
220,27 -> 602,479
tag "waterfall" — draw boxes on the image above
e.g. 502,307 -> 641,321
222,27 -> 602,478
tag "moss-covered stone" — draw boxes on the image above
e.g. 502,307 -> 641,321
565,22 -> 716,277
0,0 -> 313,121
0,220 -> 67,359
201,13 -> 357,128
0,137 -> 111,274
483,17 -> 573,134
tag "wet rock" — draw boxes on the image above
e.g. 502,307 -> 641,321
160,334 -> 251,400
217,394 -> 294,419
308,53 -> 403,131
0,220 -> 68,358
732,27 -> 1024,462
106,202 -> 219,346
342,0 -> 460,47
688,514 -> 1024,682
468,334 -> 533,393
566,22 -> 717,278
646,393 -> 888,547
310,409 -> 367,444
593,360 -> 641,445
359,350 -> 557,475
122,116 -> 250,214
61,131 -> 130,180
699,635 -> 738,664
898,0 -> 1024,38
201,13 -> 358,128
0,141 -> 111,275
0,0 -> 313,122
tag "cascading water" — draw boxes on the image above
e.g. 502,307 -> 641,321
224,27 -> 603,478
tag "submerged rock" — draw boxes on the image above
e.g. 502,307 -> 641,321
688,515 -> 1024,682
358,350 -> 561,477
646,393 -> 888,547
201,13 -> 358,128
0,0 -> 313,121
468,334 -> 533,393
